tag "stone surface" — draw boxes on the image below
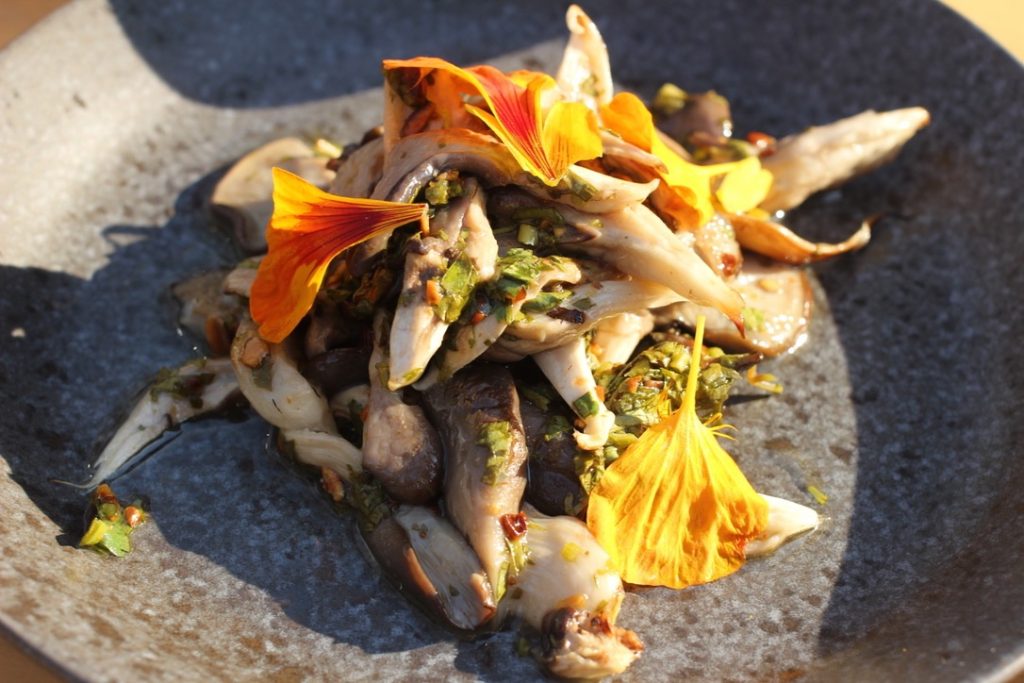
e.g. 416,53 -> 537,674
0,0 -> 1021,680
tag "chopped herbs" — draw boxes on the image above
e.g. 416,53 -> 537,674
567,172 -> 597,202
518,382 -> 556,412
78,484 -> 147,557
482,249 -> 551,323
510,206 -> 565,226
497,248 -> 545,283
479,420 -> 513,485
149,364 -> 215,408
572,390 -> 602,418
516,223 -> 539,246
496,534 -> 531,602
570,296 -> 594,311
424,171 -> 464,206
575,446 -> 608,496
543,414 -> 573,442
351,262 -> 397,319
349,472 -> 391,532
520,290 -> 571,315
434,254 -> 478,323
605,340 -> 743,432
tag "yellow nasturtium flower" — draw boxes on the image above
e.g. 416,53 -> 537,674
586,315 -> 768,588
600,92 -> 772,229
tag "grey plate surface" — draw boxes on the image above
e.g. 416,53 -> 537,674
1,0 -> 1022,681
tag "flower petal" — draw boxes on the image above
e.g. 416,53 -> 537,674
250,168 -> 427,342
586,315 -> 768,588
716,156 -> 773,213
541,100 -> 603,182
600,93 -> 773,228
384,58 -> 602,185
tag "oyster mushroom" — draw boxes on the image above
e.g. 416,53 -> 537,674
210,137 -> 336,253
361,313 -> 443,504
556,202 -> 746,328
760,107 -> 930,213
505,506 -> 643,679
746,494 -> 820,557
491,278 -> 680,358
329,136 -> 385,198
655,89 -> 733,149
656,254 -> 812,356
420,254 -> 582,387
556,4 -> 614,110
393,505 -> 497,630
590,311 -> 655,367
172,269 -> 246,356
222,258 -> 260,298
541,606 -> 644,679
728,211 -> 873,265
519,395 -> 584,517
229,317 -> 335,433
388,180 -> 492,389
279,428 -> 362,478
532,338 -> 616,451
423,363 -> 529,590
81,357 -> 240,488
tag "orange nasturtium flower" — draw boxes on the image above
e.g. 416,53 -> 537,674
586,315 -> 768,589
599,92 -> 772,229
249,168 -> 428,343
384,57 -> 603,186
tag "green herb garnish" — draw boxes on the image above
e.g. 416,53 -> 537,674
434,254 -> 478,324
424,171 -> 464,206
478,420 -> 512,485
79,484 -> 146,557
572,389 -> 601,418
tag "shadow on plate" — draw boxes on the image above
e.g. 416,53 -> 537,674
0,169 -> 539,679
106,0 -> 569,108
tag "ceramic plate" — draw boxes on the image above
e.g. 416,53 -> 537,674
1,0 -> 1022,680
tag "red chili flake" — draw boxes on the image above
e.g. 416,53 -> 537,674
720,253 -> 740,279
124,506 -> 144,528
594,385 -> 605,402
500,512 -> 528,540
470,310 -> 487,324
746,131 -> 777,157
94,483 -> 118,505
424,279 -> 442,305
321,467 -> 344,503
204,316 -> 232,357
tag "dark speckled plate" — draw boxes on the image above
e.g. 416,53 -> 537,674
2,0 -> 1022,680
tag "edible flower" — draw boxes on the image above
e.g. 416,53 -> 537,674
599,92 -> 772,229
250,168 -> 427,342
586,315 -> 768,588
384,57 -> 603,186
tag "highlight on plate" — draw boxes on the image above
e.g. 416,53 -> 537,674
74,5 -> 928,678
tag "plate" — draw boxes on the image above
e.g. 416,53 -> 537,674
1,0 -> 1022,680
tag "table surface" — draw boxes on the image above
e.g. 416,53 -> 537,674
0,1 -> 1021,682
